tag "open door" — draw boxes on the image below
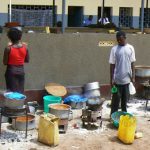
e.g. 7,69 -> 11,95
68,6 -> 83,27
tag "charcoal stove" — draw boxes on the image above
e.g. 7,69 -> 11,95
142,81 -> 150,111
81,109 -> 102,130
0,106 -> 29,138
81,98 -> 104,130
59,119 -> 69,133
135,65 -> 150,109
49,104 -> 71,133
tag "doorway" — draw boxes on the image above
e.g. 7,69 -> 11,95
98,7 -> 112,23
68,6 -> 83,27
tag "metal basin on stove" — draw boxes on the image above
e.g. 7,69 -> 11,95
49,104 -> 71,119
12,114 -> 35,131
87,98 -> 105,111
135,65 -> 150,77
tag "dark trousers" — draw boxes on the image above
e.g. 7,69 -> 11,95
111,84 -> 129,114
5,70 -> 25,93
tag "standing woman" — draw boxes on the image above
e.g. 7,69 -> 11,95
3,28 -> 29,93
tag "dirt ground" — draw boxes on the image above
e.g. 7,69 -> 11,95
0,99 -> 150,150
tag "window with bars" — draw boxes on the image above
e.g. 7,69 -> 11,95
139,8 -> 150,28
9,5 -> 56,27
119,7 -> 133,27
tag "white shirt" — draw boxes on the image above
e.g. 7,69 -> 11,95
98,17 -> 110,25
109,43 -> 136,84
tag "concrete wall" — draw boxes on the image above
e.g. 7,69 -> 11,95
0,33 -> 150,90
1,0 -> 141,13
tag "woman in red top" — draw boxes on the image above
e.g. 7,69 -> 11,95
3,28 -> 29,93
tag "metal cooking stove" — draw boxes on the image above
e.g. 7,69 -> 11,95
81,108 -> 102,130
0,106 -> 28,138
142,81 -> 150,111
59,119 -> 68,133
81,98 -> 104,130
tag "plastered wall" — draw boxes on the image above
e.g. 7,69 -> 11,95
0,33 -> 150,90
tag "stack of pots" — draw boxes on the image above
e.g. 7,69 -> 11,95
84,82 -> 100,98
84,82 -> 101,110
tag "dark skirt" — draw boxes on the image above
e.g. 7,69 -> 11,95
5,65 -> 25,93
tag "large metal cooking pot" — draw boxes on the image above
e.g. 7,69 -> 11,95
84,89 -> 100,98
4,98 -> 25,108
135,66 -> 150,77
87,98 -> 105,111
12,114 -> 35,131
68,101 -> 86,109
84,82 -> 100,91
49,104 -> 71,119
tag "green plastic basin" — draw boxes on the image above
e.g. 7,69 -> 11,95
111,111 -> 133,128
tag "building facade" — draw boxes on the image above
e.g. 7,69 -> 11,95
0,0 -> 149,28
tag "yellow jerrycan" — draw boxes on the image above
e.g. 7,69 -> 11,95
38,113 -> 59,146
118,115 -> 136,144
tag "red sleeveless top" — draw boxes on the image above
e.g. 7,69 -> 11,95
8,44 -> 27,65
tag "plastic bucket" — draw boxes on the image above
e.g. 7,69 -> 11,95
43,95 -> 62,113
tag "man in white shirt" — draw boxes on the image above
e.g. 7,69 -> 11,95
98,17 -> 110,25
98,14 -> 110,25
109,31 -> 136,115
